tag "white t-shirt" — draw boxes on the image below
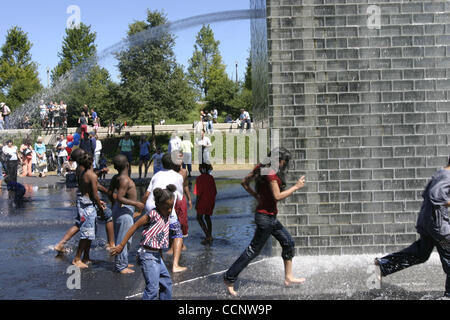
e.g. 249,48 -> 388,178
244,111 -> 251,121
169,136 -> 182,153
3,145 -> 18,161
95,140 -> 102,155
196,136 -> 212,148
145,169 -> 184,224
56,140 -> 68,157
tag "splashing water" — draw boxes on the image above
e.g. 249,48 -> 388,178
5,9 -> 266,130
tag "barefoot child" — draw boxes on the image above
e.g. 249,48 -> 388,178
72,153 -> 105,269
5,176 -> 26,201
108,154 -> 145,274
55,149 -> 114,254
194,164 -> 217,245
111,185 -> 176,300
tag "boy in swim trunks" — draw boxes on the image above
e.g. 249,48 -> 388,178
108,154 -> 145,274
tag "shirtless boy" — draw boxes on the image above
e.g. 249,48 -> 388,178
109,154 -> 145,274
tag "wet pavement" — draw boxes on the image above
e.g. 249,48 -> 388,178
0,173 -> 448,300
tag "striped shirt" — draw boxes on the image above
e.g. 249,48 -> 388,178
140,209 -> 170,249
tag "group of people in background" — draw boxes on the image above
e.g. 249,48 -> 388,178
39,100 -> 68,129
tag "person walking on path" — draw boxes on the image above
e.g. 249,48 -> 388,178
119,132 -> 134,177
2,140 -> 19,182
19,138 -> 33,177
34,136 -> 47,178
195,129 -> 212,165
138,135 -> 151,179
223,147 -> 307,296
55,134 -> 68,176
180,134 -> 193,177
375,157 -> 450,298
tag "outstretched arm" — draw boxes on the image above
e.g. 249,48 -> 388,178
110,214 -> 150,255
269,176 -> 306,201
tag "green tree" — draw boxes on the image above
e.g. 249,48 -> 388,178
0,26 -> 42,111
52,23 -> 116,126
117,9 -> 195,147
51,23 -> 97,82
188,25 -> 229,100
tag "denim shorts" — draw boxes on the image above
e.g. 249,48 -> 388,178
169,221 -> 183,239
97,206 -> 113,223
75,197 -> 97,240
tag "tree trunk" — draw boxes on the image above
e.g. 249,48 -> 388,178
151,120 -> 156,150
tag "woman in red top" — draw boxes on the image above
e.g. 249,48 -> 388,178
224,148 -> 306,296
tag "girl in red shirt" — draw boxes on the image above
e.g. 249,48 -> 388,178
224,148 -> 307,296
194,163 -> 217,245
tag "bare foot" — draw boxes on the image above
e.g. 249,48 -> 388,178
285,277 -> 306,286
182,244 -> 187,251
120,268 -> 135,274
128,264 -> 135,268
72,259 -> 89,269
166,249 -> 174,255
82,259 -> 93,265
224,278 -> 238,296
54,244 -> 68,254
172,265 -> 188,273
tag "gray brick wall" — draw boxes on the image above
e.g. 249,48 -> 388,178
257,0 -> 450,256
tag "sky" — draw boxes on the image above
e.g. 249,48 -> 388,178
0,0 -> 251,87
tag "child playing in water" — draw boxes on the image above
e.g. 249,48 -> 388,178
111,185 -> 176,300
55,149 -> 115,255
5,176 -> 26,201
72,153 -> 105,269
108,154 -> 145,274
194,163 -> 217,245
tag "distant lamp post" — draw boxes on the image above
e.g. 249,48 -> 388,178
47,67 -> 50,88
235,61 -> 239,84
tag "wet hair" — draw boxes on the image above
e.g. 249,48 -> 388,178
70,148 -> 85,162
256,147 -> 292,192
113,154 -> 128,171
78,153 -> 93,169
199,163 -> 213,174
161,153 -> 174,170
153,184 -> 176,206
6,139 -> 12,144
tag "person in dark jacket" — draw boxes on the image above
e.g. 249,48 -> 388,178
375,157 -> 450,298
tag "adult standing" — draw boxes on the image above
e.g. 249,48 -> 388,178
80,130 -> 95,156
119,132 -> 134,176
0,114 -> 4,130
1,103 -> 11,129
168,133 -> 181,155
39,100 -> 47,128
47,101 -> 54,128
94,134 -> 102,169
138,135 -> 151,179
213,108 -> 218,124
180,134 -> 193,177
34,137 -> 47,178
60,101 -> 67,128
223,148 -> 307,296
195,130 -> 212,165
78,112 -> 88,132
55,134 -> 68,176
2,140 -> 19,182
19,138 -> 33,177
206,111 -> 214,134
375,158 -> 450,298
240,109 -> 251,132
